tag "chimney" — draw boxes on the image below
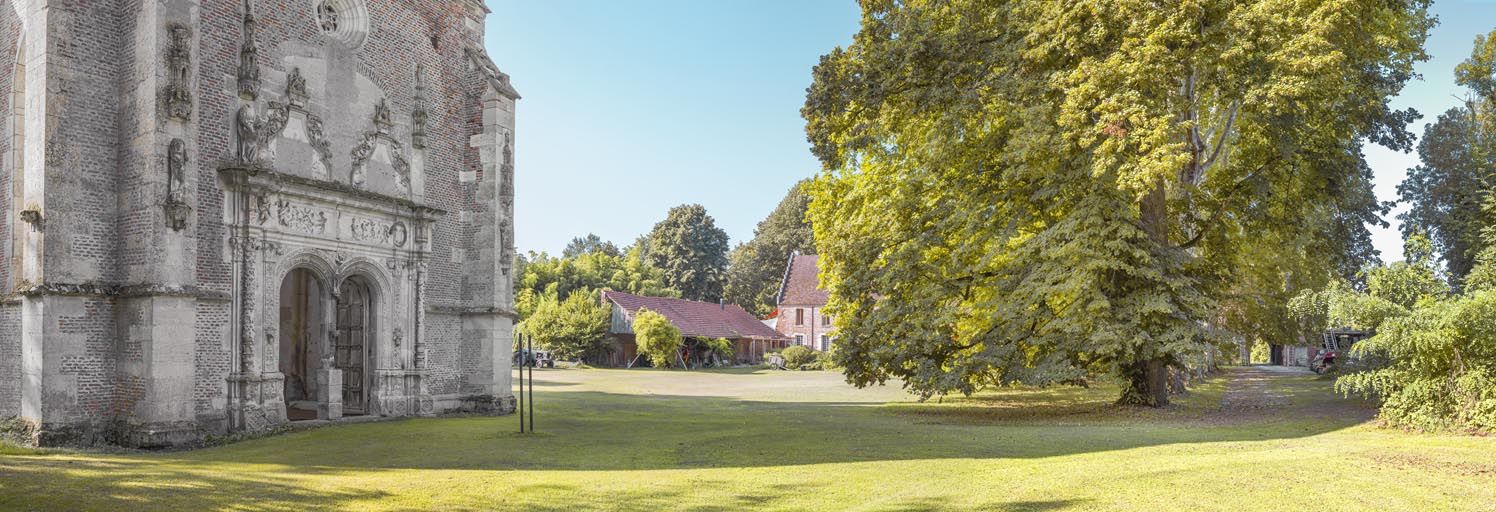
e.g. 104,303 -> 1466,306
720,298 -> 725,310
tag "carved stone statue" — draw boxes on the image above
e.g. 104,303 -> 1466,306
238,0 -> 260,99
163,138 -> 191,231
373,98 -> 393,132
165,25 -> 193,120
286,67 -> 308,107
235,104 -> 260,165
391,328 -> 404,369
167,139 -> 187,204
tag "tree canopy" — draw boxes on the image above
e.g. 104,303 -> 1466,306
803,0 -> 1431,405
724,180 -> 817,316
1399,29 -> 1496,288
564,233 -> 622,259
644,204 -> 731,302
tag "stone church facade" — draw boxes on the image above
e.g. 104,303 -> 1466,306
0,0 -> 518,447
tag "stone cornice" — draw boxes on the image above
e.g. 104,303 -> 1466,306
6,282 -> 232,302
218,163 -> 446,219
426,304 -> 518,319
464,44 -> 520,100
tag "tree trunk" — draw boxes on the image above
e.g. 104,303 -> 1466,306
1119,182 -> 1173,407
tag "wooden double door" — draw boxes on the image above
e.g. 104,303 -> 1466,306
335,278 -> 372,415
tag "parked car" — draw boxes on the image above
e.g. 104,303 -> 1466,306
512,349 -> 555,368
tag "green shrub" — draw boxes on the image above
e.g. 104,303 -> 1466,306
1337,290 -> 1496,432
633,309 -> 683,368
781,345 -> 818,370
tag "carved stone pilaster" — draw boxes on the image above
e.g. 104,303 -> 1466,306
238,0 -> 260,100
411,65 -> 427,149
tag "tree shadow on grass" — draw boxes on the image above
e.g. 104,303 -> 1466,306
114,369 -> 1370,473
0,368 -> 1369,510
0,455 -> 391,511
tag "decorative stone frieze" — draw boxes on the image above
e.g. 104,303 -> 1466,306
275,199 -> 328,234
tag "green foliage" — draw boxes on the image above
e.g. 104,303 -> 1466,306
1338,290 -> 1496,432
1401,29 -> 1496,288
802,0 -> 1429,405
724,181 -> 817,316
780,345 -> 818,370
515,246 -> 677,321
1363,234 -> 1449,308
519,292 -> 611,361
563,233 -> 622,258
633,309 -> 683,368
645,204 -> 731,302
1250,339 -> 1271,365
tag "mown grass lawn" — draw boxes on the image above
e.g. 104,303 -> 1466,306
2,366 -> 1493,511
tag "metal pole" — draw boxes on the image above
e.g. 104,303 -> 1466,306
527,334 -> 535,432
520,332 -> 526,431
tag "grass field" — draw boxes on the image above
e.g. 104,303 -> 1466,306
2,366 -> 1493,511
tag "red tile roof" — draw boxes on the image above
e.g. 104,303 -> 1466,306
777,253 -> 828,306
603,291 -> 788,340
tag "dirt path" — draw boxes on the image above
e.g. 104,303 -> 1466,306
1205,365 -> 1375,425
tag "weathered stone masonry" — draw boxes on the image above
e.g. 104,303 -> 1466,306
0,0 -> 518,447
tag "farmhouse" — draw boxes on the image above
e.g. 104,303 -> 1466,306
601,291 -> 789,367
0,0 -> 518,447
774,252 -> 835,350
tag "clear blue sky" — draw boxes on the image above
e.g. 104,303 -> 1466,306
488,0 -> 1496,263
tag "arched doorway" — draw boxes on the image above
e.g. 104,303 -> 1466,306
279,268 -> 327,421
335,276 -> 373,415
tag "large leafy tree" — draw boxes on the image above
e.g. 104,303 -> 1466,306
1400,29 -> 1496,287
724,180 -> 817,316
644,204 -> 731,302
519,291 -> 612,361
803,0 -> 1430,405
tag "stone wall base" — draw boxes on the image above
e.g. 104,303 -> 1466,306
443,394 -> 515,414
116,420 -> 206,449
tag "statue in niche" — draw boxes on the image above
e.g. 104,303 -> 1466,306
237,0 -> 260,99
502,131 -> 513,167
391,328 -> 404,369
167,139 -> 187,204
286,67 -> 308,107
235,104 -> 260,165
163,139 -> 191,231
165,25 -> 193,120
373,98 -> 393,133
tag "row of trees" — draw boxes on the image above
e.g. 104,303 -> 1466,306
1290,29 -> 1496,432
801,0 -> 1431,406
516,187 -> 817,362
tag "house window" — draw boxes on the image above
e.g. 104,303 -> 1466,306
821,314 -> 831,327
794,334 -> 804,346
819,335 -> 829,351
795,308 -> 804,326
